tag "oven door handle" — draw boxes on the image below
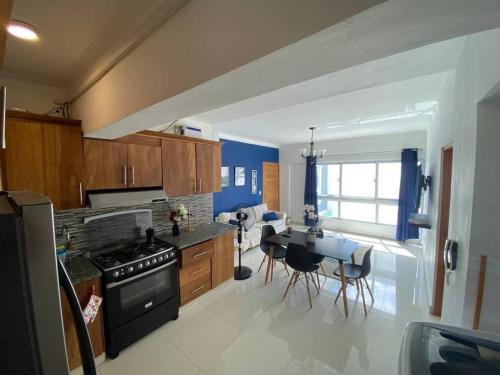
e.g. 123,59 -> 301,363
106,259 -> 177,289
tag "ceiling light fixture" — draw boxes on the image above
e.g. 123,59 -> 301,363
7,20 -> 39,41
300,127 -> 326,161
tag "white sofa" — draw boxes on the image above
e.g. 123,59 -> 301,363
216,203 -> 287,252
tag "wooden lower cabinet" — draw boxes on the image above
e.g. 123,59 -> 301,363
212,231 -> 235,288
180,239 -> 214,267
60,277 -> 105,370
180,274 -> 212,306
179,231 -> 235,306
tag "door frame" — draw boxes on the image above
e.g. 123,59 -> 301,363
262,162 -> 280,211
431,145 -> 453,316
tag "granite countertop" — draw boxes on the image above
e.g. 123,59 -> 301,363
63,255 -> 102,285
157,222 -> 236,250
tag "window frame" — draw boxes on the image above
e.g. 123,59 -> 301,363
317,161 -> 400,225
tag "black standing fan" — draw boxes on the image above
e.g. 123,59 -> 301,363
234,212 -> 253,280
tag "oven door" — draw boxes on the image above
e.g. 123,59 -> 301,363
105,259 -> 178,330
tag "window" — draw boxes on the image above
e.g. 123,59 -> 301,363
378,162 -> 401,199
342,163 -> 376,198
317,162 -> 401,225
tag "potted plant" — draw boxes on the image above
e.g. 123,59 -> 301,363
304,204 -> 318,243
169,203 -> 188,236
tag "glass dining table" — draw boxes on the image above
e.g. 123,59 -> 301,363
265,229 -> 359,317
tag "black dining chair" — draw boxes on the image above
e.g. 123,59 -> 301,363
258,225 -> 289,281
283,243 -> 320,309
333,246 -> 374,315
311,253 -> 326,288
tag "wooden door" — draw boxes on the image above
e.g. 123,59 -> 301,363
42,123 -> 84,209
127,143 -> 162,188
60,277 -> 105,370
195,143 -> 214,194
2,118 -> 45,193
263,162 -> 280,211
212,231 -> 235,288
431,146 -> 453,317
162,138 -> 196,197
212,144 -> 222,192
83,139 -> 128,190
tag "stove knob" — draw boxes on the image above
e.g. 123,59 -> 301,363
145,260 -> 151,267
138,262 -> 143,269
127,266 -> 134,273
152,258 -> 157,264
169,250 -> 175,258
158,255 -> 163,261
113,270 -> 120,278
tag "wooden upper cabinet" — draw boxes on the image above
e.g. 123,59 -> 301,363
127,143 -> 162,188
2,118 -> 45,193
84,136 -> 162,191
42,123 -> 84,209
162,138 -> 196,197
160,136 -> 222,196
195,143 -> 214,194
83,139 -> 128,190
213,144 -> 221,193
1,114 -> 84,210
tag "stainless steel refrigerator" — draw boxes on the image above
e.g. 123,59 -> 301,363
0,191 -> 96,374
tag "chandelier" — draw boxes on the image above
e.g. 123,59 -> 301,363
300,127 -> 326,161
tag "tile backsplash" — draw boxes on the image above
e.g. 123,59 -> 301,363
54,193 -> 213,255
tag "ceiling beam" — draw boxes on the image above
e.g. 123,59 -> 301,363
68,0 -> 190,102
0,0 -> 13,69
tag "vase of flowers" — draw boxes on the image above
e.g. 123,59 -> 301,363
169,203 -> 188,236
304,204 -> 318,243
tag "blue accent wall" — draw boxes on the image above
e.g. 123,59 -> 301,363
213,139 -> 279,217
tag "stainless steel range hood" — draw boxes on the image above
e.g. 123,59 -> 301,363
88,189 -> 167,209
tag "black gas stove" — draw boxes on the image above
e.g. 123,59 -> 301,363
89,227 -> 179,359
91,238 -> 176,283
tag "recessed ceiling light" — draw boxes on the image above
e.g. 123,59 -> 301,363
7,20 -> 39,41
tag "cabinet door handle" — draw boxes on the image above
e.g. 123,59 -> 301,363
199,178 -> 202,193
130,166 -> 135,185
79,182 -> 83,206
191,285 -> 205,294
0,86 -> 5,149
193,251 -> 207,258
194,178 -> 197,193
122,166 -> 127,185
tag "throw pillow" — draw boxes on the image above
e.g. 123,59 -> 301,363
263,211 -> 278,222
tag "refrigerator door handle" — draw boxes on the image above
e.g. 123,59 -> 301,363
58,259 -> 97,375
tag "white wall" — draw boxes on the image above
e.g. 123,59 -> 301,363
280,130 -> 427,238
423,28 -> 500,331
466,97 -> 500,332
72,0 -> 382,137
0,73 -> 68,115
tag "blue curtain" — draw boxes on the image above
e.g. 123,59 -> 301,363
304,156 -> 318,226
396,149 -> 419,241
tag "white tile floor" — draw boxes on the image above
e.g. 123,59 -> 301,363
97,232 -> 439,375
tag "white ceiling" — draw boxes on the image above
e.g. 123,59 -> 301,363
210,73 -> 445,145
4,0 -> 181,89
187,37 -> 463,145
